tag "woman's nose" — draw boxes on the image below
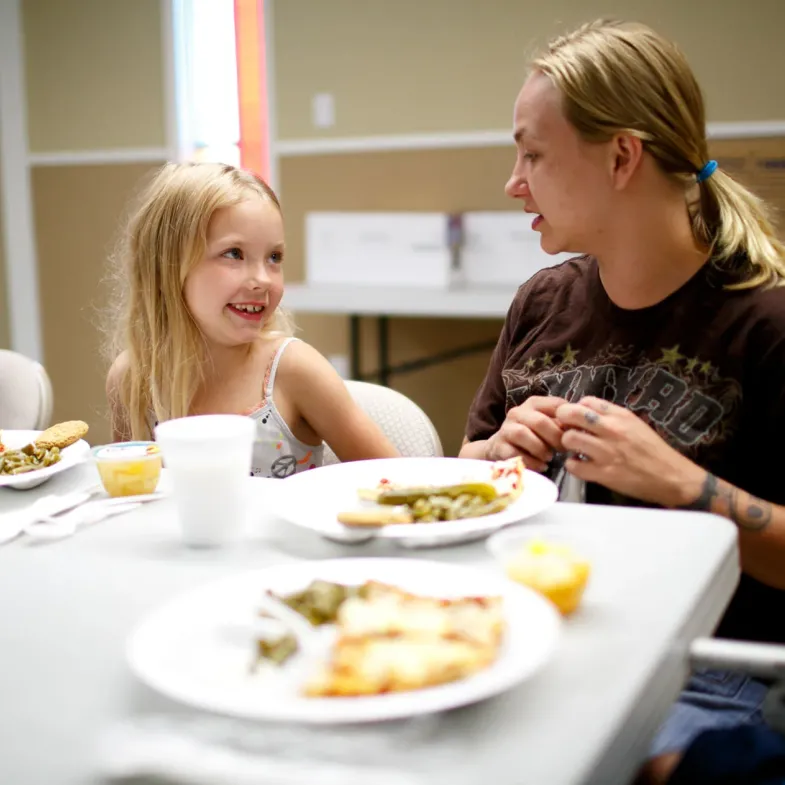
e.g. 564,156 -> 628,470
505,171 -> 527,199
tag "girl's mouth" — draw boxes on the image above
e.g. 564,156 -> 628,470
227,303 -> 266,322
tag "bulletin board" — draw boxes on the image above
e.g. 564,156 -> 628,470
711,137 -> 785,226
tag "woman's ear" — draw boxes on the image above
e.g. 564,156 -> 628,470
610,133 -> 644,190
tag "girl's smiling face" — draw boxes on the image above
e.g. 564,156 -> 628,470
184,197 -> 285,347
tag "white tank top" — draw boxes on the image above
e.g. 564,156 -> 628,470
246,337 -> 324,478
149,337 -> 324,478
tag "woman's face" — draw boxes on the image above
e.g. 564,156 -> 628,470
505,72 -> 618,257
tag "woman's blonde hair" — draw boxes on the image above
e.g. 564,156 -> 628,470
106,162 -> 294,440
532,19 -> 785,289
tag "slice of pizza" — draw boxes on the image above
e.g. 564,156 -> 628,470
357,476 -> 398,502
343,582 -> 505,648
303,582 -> 504,697
489,456 -> 525,501
304,636 -> 496,696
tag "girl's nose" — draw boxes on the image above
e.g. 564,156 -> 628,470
248,263 -> 271,288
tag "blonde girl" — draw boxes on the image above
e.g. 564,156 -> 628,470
107,162 -> 398,477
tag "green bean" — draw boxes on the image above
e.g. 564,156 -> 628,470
399,489 -> 513,523
253,581 -> 370,669
0,444 -> 62,476
268,580 -> 368,627
377,482 -> 498,506
255,634 -> 299,667
10,465 -> 37,475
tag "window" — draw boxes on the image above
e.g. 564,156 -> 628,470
172,0 -> 269,179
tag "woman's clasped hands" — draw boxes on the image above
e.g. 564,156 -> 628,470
486,395 -> 700,507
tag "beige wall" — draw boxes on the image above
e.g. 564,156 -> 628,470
274,0 -> 785,140
21,0 -> 166,444
23,0 -> 165,152
32,163 -> 162,443
280,146 -> 518,455
0,129 -> 9,350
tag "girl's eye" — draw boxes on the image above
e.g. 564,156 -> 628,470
222,247 -> 243,260
269,251 -> 284,265
523,152 -> 539,162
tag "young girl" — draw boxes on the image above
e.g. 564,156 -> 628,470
106,162 -> 399,477
461,19 -> 785,784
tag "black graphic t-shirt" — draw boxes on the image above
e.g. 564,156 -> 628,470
466,256 -> 785,643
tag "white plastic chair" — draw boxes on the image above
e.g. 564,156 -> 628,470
0,350 -> 53,430
323,380 -> 442,465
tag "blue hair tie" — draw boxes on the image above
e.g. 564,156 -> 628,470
696,160 -> 718,183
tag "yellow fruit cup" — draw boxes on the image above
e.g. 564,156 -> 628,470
92,442 -> 163,498
487,527 -> 592,616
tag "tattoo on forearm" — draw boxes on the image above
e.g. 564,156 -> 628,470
680,473 -> 773,532
681,472 -> 720,511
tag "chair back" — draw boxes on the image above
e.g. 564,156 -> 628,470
0,350 -> 53,430
322,380 -> 442,465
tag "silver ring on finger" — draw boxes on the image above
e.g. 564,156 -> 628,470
584,410 -> 600,426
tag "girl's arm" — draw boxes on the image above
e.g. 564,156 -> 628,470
278,341 -> 400,462
106,352 -> 132,443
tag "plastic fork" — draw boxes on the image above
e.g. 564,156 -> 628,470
0,487 -> 102,545
23,499 -> 144,541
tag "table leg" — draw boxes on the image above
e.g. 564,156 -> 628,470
378,315 -> 390,387
349,314 -> 493,386
349,315 -> 361,380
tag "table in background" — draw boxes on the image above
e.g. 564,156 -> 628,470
0,465 -> 739,785
282,283 -> 518,385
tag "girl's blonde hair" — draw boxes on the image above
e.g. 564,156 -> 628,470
106,162 -> 294,440
532,20 -> 785,289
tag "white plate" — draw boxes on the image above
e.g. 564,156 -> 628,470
273,457 -> 558,547
128,557 -> 561,723
0,430 -> 90,490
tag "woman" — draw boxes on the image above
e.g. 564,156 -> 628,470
460,19 -> 785,784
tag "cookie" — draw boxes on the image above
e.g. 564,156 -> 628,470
337,508 -> 413,527
35,420 -> 89,450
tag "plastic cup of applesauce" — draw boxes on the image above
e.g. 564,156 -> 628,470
92,441 -> 163,497
487,525 -> 592,616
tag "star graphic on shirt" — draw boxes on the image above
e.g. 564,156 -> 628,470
561,344 -> 579,366
542,351 -> 553,367
699,361 -> 714,376
685,357 -> 700,374
659,345 -> 685,367
525,357 -> 536,370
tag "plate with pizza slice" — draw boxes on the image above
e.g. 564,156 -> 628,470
127,557 -> 562,723
271,457 -> 558,547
